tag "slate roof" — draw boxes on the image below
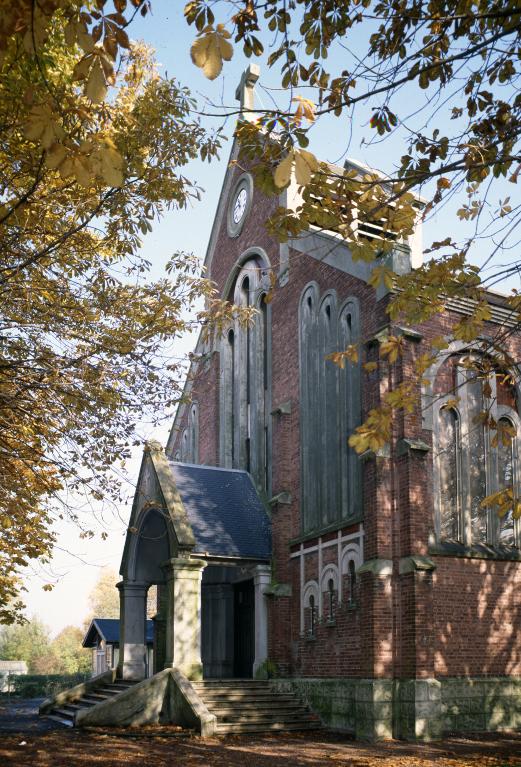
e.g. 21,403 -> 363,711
169,462 -> 272,561
83,618 -> 154,648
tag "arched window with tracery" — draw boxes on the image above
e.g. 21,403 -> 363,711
220,255 -> 271,493
299,286 -> 361,533
434,354 -> 520,548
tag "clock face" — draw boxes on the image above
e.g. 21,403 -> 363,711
233,188 -> 248,224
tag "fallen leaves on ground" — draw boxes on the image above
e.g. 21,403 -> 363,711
0,730 -> 520,767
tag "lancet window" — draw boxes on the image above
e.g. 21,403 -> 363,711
299,285 -> 361,533
179,402 -> 199,464
220,256 -> 270,493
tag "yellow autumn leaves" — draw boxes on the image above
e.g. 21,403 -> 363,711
7,2 -> 142,191
189,29 -> 321,189
24,104 -> 124,188
273,148 -> 320,188
266,97 -> 319,188
190,24 -> 233,80
46,137 -> 124,188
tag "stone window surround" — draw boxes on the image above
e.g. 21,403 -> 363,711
431,351 -> 521,550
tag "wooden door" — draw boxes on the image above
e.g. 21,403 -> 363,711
233,579 -> 254,678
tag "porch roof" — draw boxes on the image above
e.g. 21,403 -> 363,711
169,462 -> 272,561
83,618 -> 154,648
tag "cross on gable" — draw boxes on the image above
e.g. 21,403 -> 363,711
235,64 -> 260,122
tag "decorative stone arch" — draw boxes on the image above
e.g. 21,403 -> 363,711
422,338 -> 521,431
341,542 -> 362,574
220,246 -> 272,303
189,402 -> 199,464
341,543 -> 362,604
320,563 -> 339,592
123,504 -> 174,585
496,404 -> 521,546
318,290 -> 340,526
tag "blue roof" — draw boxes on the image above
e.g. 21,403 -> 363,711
83,618 -> 154,647
169,462 -> 272,561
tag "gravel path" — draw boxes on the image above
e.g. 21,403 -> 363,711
0,698 -> 65,733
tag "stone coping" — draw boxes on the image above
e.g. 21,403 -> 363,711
429,541 -> 521,561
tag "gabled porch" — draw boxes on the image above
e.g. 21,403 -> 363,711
118,441 -> 272,682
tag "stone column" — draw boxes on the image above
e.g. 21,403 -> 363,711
252,564 -> 271,677
117,581 -> 148,680
163,557 -> 206,680
152,584 -> 167,675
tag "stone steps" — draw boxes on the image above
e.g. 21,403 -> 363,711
210,701 -> 306,713
195,679 -> 321,734
215,719 -> 320,734
197,692 -> 299,703
44,680 -> 138,726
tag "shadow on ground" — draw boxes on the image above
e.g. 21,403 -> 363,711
0,699 -> 66,733
0,699 -> 520,767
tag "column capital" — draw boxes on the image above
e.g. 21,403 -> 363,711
162,557 -> 206,581
252,564 -> 272,585
116,580 -> 148,594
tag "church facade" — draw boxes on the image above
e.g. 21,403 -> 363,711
117,70 -> 521,740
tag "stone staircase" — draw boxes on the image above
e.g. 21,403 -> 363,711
192,679 -> 322,734
45,680 -> 138,726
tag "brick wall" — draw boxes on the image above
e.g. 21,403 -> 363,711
170,153 -> 521,683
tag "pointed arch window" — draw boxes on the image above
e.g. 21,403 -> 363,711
327,578 -> 335,622
348,560 -> 357,605
219,256 -> 271,493
299,285 -> 361,533
178,403 -> 199,464
434,358 -> 520,548
438,406 -> 460,542
308,594 -> 316,636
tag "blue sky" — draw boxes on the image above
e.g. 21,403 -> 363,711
21,0 -> 520,634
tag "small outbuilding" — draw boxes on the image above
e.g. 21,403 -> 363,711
83,618 -> 154,677
0,660 -> 27,692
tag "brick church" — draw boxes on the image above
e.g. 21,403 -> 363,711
115,67 -> 521,740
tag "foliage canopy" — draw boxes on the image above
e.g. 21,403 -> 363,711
2,0 -> 521,619
185,1 -> 521,498
0,0 -> 254,623
0,619 -> 90,674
